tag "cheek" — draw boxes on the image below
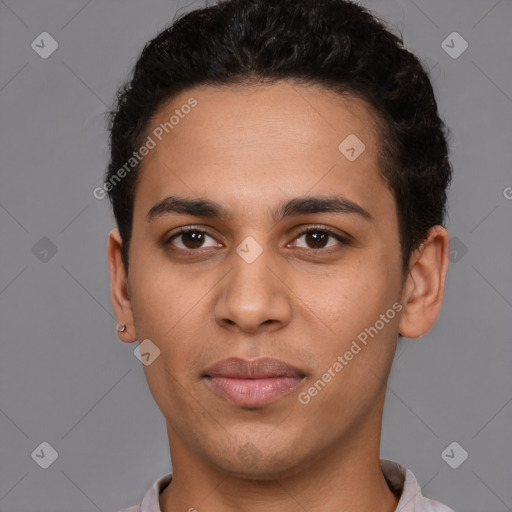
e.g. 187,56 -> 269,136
142,357 -> 204,430
299,256 -> 399,349
128,249 -> 193,334
307,265 -> 376,319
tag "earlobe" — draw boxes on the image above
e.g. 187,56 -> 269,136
107,228 -> 137,343
398,225 -> 450,339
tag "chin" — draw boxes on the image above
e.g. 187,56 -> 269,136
211,439 -> 306,480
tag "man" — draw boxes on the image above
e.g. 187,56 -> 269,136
105,1 -> 454,510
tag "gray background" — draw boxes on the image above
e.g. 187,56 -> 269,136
0,0 -> 511,511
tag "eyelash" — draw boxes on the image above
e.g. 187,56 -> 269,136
163,225 -> 352,254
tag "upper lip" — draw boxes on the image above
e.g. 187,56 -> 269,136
203,357 -> 305,379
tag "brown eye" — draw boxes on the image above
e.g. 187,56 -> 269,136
291,227 -> 351,251
303,231 -> 330,249
167,229 -> 220,250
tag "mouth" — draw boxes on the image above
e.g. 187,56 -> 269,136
202,356 -> 306,408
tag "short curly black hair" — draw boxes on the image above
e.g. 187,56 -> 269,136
105,0 -> 452,275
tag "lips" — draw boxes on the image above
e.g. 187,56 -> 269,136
203,357 -> 306,407
204,356 -> 305,379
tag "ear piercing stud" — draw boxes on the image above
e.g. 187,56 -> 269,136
117,324 -> 127,332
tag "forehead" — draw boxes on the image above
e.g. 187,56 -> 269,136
147,81 -> 382,156
133,82 -> 393,225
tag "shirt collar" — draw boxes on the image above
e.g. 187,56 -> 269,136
380,459 -> 454,512
134,459 -> 454,512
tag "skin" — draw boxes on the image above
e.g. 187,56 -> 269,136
107,82 -> 449,512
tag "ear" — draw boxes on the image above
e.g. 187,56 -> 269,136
107,228 -> 137,343
398,225 -> 450,339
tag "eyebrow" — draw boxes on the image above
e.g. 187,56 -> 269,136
146,194 -> 374,223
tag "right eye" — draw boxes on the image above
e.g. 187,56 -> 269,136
165,227 -> 223,251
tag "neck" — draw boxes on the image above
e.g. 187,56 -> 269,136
159,405 -> 399,512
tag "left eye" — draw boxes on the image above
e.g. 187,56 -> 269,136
291,228 -> 349,250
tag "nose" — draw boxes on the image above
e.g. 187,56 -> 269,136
214,247 -> 293,334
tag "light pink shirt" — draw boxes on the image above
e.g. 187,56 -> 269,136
117,459 -> 455,512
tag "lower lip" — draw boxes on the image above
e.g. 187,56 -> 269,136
203,376 -> 305,407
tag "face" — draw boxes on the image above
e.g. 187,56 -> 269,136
112,82 -> 410,478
